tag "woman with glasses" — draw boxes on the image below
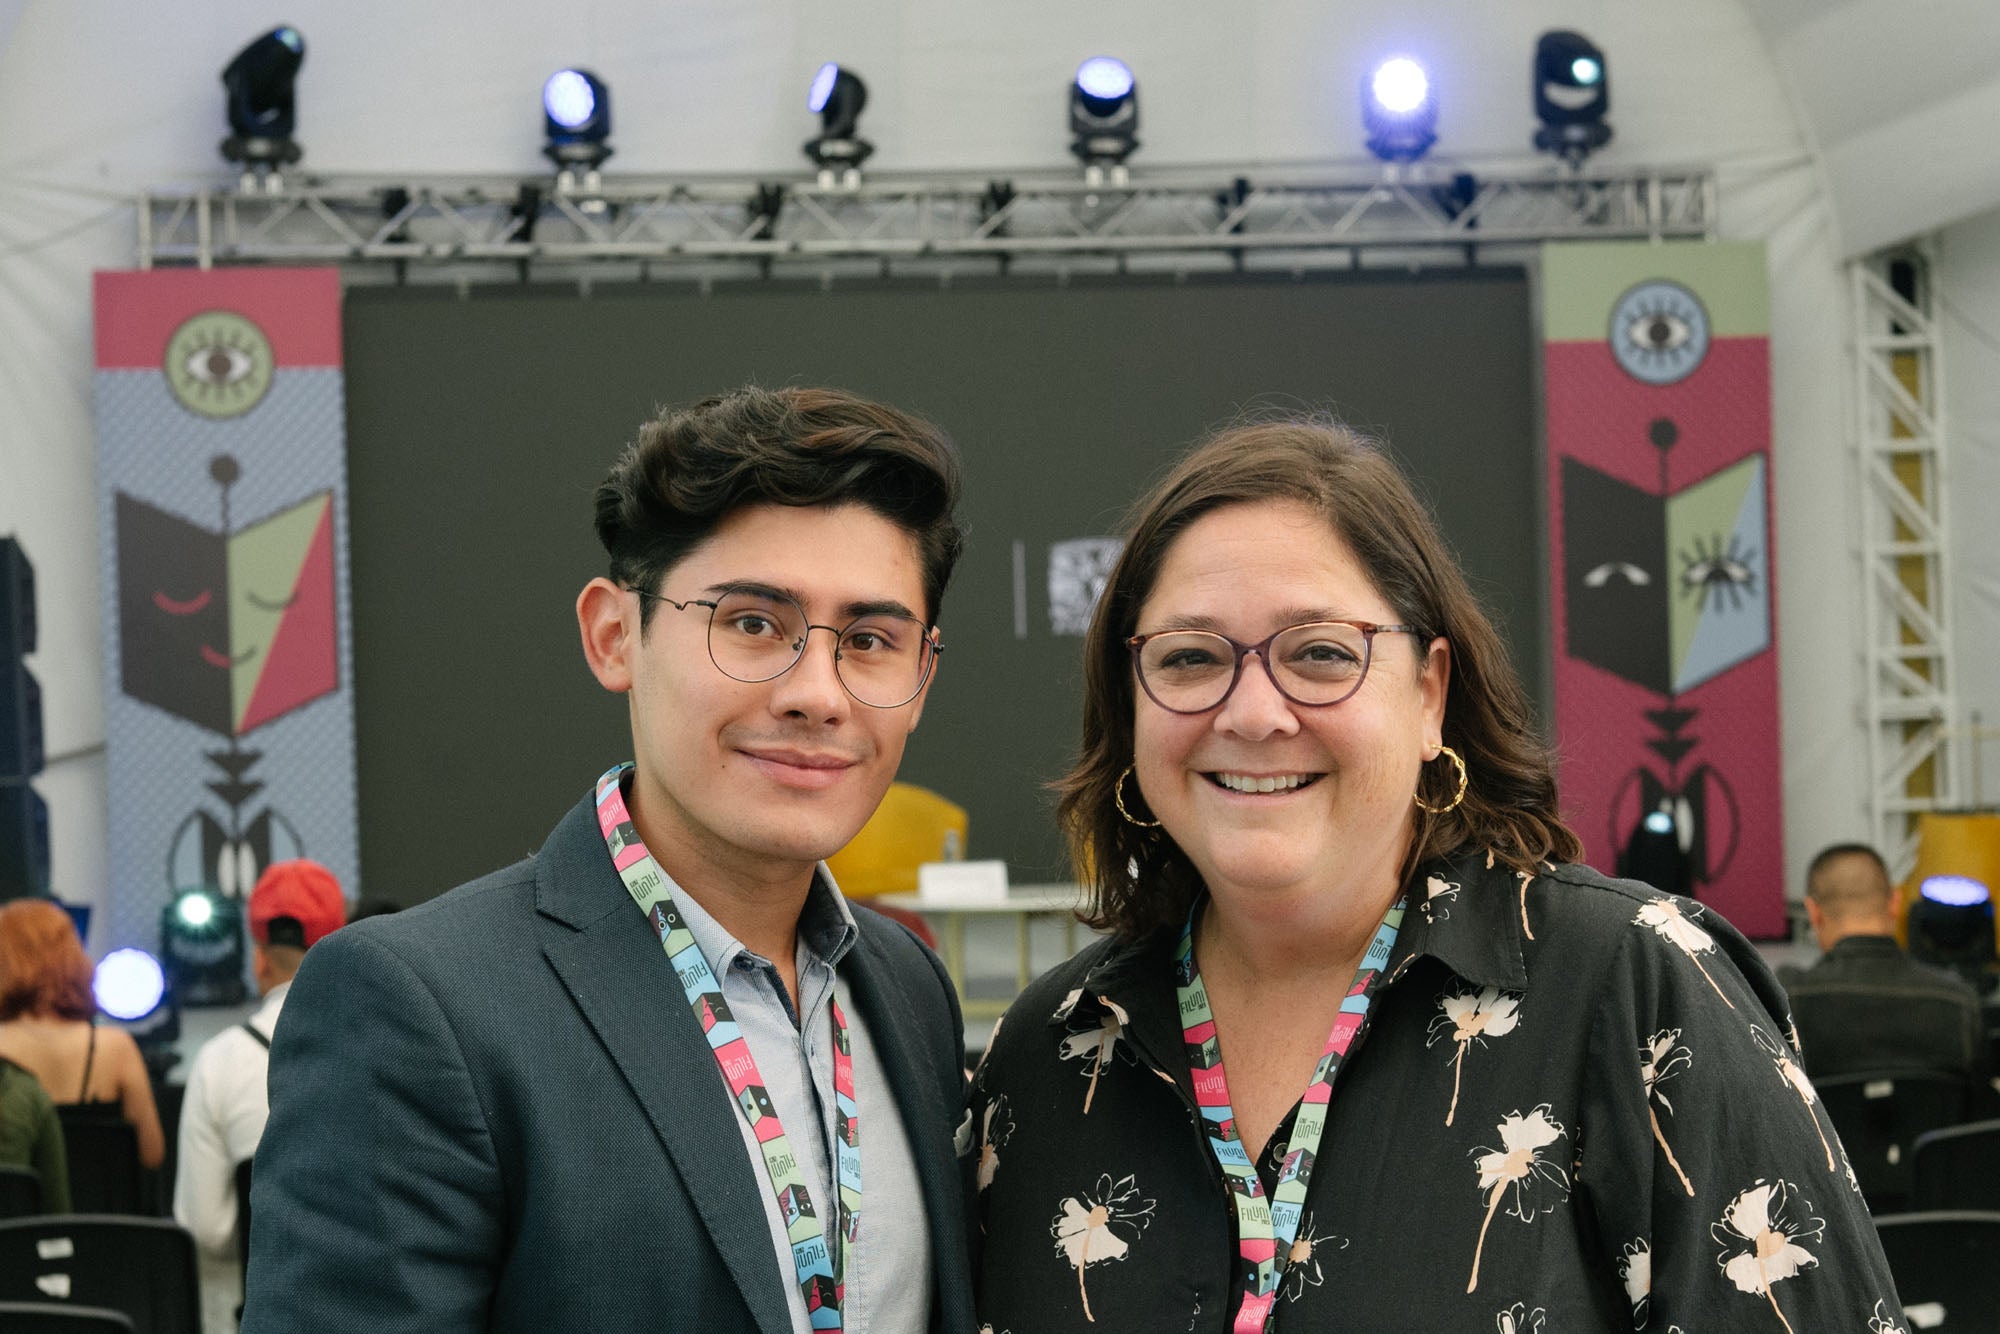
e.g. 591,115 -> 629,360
965,420 -> 1902,1332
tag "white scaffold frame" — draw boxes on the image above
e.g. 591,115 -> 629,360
1851,242 -> 1961,877
136,164 -> 1715,275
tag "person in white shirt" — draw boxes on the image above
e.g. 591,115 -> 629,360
174,859 -> 347,1334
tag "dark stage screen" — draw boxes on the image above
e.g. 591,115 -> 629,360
342,269 -> 1542,899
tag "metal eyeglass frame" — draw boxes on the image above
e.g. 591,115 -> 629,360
1125,619 -> 1426,715
634,588 -> 942,709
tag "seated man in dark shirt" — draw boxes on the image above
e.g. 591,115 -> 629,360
1781,842 -> 1987,1083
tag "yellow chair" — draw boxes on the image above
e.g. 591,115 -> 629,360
825,782 -> 967,899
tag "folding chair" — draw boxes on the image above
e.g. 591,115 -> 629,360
0,1216 -> 197,1334
1873,1211 -> 2000,1332
0,1165 -> 42,1219
52,1112 -> 142,1217
1910,1117 -> 2000,1212
0,1302 -> 136,1332
1814,1070 -> 1969,1213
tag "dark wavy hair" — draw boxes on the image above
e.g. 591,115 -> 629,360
0,900 -> 97,1022
1056,418 -> 1581,940
595,385 -> 967,628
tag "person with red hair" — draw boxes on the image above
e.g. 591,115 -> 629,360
0,899 -> 165,1169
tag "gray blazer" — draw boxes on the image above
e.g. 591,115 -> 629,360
240,790 -> 975,1334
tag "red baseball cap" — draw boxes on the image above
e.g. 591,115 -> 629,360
249,859 -> 348,950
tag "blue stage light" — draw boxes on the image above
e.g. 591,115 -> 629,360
1363,56 -> 1437,162
220,26 -> 307,173
804,64 -> 872,180
1070,56 -> 1140,171
1921,874 -> 1992,908
542,68 -> 612,172
544,70 -> 597,130
808,62 -> 840,115
1534,31 -> 1611,165
1075,57 -> 1134,104
95,948 -> 166,1023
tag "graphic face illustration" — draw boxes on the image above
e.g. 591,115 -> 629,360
116,489 -> 339,736
1563,456 -> 1769,695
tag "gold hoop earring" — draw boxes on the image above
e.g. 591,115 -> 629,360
1114,766 -> 1161,829
1413,744 -> 1468,815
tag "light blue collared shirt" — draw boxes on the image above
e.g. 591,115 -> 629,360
672,870 -> 934,1334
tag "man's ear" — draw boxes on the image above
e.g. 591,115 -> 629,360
578,577 -> 637,693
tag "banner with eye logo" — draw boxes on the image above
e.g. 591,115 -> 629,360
1541,241 -> 1782,937
92,268 -> 357,957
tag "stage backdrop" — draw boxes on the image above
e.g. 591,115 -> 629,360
93,269 -> 358,952
1542,241 -> 1783,937
339,270 -> 1543,899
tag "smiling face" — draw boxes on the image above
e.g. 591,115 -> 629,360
1130,498 -> 1448,923
579,502 -> 935,895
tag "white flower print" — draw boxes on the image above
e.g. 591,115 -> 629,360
1868,1297 -> 1909,1333
1620,1237 -> 1651,1327
1426,985 -> 1525,1126
1058,999 -> 1136,1114
1634,898 -> 1735,1007
1277,1214 -> 1347,1304
1496,1303 -> 1546,1334
1711,1178 -> 1824,1334
1051,1173 -> 1156,1323
1641,1029 -> 1696,1196
1748,1024 -> 1835,1171
1423,872 -> 1461,923
1468,1104 -> 1572,1293
978,1095 -> 1014,1192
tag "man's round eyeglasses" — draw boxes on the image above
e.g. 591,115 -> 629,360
635,587 -> 941,709
1127,620 -> 1426,715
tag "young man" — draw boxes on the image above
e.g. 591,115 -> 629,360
243,387 -> 975,1334
175,859 -> 347,1334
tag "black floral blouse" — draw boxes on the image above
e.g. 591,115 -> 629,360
963,850 -> 1909,1333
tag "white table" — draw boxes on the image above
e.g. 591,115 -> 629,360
876,884 -> 1087,1018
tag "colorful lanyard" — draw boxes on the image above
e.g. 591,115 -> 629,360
1175,896 -> 1403,1334
595,764 -> 860,1331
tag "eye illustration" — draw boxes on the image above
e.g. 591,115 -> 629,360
245,589 -> 298,612
1626,311 -> 1691,353
1678,533 -> 1758,611
1607,279 -> 1710,386
1583,561 -> 1652,588
183,342 -> 256,388
152,588 -> 214,616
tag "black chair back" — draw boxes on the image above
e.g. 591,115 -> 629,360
1814,1070 -> 1969,1213
0,1301 -> 137,1332
51,1112 -> 142,1217
1910,1117 -> 2000,1211
1874,1211 -> 2000,1331
0,1165 -> 43,1219
0,1216 -> 197,1334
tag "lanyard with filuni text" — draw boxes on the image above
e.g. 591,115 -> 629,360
595,764 -> 860,1331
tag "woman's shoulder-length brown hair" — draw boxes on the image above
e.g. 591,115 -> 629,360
0,899 -> 97,1022
1055,417 -> 1581,940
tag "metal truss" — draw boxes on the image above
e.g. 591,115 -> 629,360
1851,243 -> 1962,876
136,165 -> 1714,274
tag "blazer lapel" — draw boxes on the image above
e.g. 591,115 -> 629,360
535,797 -> 795,1334
844,924 -> 976,1333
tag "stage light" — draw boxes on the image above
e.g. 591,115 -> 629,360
543,68 -> 613,178
161,886 -> 246,1007
1069,56 -> 1140,180
1619,806 -> 1693,897
1363,56 -> 1437,163
219,26 -> 306,184
95,948 -> 166,1023
1908,875 -> 1996,992
1533,30 -> 1612,166
804,63 -> 873,187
